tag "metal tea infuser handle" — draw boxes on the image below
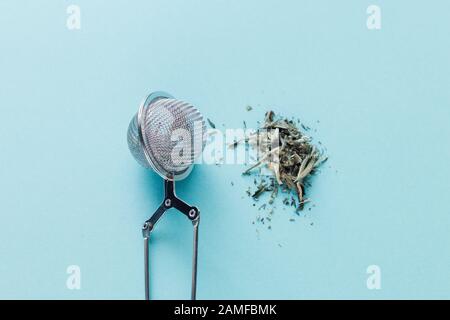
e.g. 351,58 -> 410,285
142,179 -> 200,300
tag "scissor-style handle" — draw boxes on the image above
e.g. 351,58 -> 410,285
142,179 -> 200,300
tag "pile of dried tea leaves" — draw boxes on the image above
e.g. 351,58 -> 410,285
238,110 -> 327,213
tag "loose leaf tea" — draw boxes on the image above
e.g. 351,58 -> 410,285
207,118 -> 216,129
240,111 -> 327,212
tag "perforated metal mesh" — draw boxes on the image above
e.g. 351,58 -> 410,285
127,94 -> 206,180
127,113 -> 150,168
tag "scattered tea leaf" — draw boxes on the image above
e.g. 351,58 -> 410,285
207,118 -> 216,129
252,183 -> 267,199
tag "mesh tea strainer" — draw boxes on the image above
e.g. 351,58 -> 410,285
127,91 -> 206,300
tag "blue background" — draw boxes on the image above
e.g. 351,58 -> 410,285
0,0 -> 449,299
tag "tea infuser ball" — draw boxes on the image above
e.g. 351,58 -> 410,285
127,91 -> 206,300
127,91 -> 206,180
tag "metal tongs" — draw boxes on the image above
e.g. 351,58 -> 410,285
141,179 -> 200,300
